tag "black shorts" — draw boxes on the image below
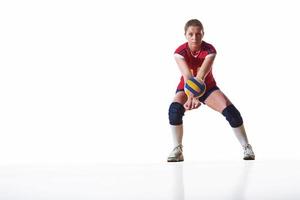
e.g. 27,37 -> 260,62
176,85 -> 220,104
198,86 -> 219,103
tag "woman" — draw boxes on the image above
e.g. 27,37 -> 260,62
167,19 -> 255,162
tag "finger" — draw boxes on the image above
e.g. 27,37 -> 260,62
193,101 -> 201,109
186,104 -> 191,110
184,103 -> 189,110
186,102 -> 192,110
193,103 -> 197,109
192,99 -> 198,107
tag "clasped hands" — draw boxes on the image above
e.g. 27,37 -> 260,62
184,95 -> 201,110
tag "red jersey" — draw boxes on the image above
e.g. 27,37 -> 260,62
174,41 -> 217,91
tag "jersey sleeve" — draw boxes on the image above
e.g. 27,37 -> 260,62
174,53 -> 184,59
174,43 -> 188,59
206,43 -> 217,55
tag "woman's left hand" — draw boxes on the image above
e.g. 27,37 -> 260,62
191,97 -> 201,109
184,97 -> 201,110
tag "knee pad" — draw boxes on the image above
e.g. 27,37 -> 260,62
168,102 -> 185,125
222,104 -> 243,128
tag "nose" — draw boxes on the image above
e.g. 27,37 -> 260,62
192,34 -> 198,40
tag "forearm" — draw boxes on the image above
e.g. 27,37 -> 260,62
180,67 -> 193,82
175,56 -> 193,82
196,66 -> 211,81
196,54 -> 216,81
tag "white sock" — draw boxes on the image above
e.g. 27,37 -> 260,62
171,125 -> 183,147
232,124 -> 249,147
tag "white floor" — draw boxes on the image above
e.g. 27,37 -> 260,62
0,160 -> 299,200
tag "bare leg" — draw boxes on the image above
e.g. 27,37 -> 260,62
204,89 -> 249,147
204,89 -> 231,112
167,91 -> 187,162
173,91 -> 188,105
170,91 -> 187,147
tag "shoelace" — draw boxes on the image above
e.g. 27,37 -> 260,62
244,145 -> 253,155
173,145 -> 183,152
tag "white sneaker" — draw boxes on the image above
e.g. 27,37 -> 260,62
167,145 -> 184,162
243,144 -> 255,160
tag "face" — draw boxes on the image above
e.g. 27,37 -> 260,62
185,26 -> 204,50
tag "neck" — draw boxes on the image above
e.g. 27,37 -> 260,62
188,42 -> 202,53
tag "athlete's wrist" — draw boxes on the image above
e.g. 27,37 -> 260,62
184,75 -> 193,83
195,76 -> 204,82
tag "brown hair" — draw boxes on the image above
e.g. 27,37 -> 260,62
184,19 -> 204,34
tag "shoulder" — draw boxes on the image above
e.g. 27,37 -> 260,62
174,42 -> 188,56
201,41 -> 217,54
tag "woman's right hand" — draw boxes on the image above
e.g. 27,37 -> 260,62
184,96 -> 193,110
184,96 -> 201,110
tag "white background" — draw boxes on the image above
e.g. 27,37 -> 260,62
1,0 -> 299,164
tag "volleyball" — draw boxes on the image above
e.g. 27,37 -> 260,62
184,77 -> 206,97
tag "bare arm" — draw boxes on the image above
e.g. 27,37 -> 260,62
174,54 -> 193,82
196,53 -> 216,81
174,54 -> 201,110
174,52 -> 216,110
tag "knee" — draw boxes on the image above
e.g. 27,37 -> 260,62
222,104 -> 243,128
168,102 -> 185,125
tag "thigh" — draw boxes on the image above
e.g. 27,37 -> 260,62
173,91 -> 188,105
204,89 -> 232,113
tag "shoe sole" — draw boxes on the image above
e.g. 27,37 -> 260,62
167,159 -> 184,162
244,156 -> 255,160
167,155 -> 184,162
